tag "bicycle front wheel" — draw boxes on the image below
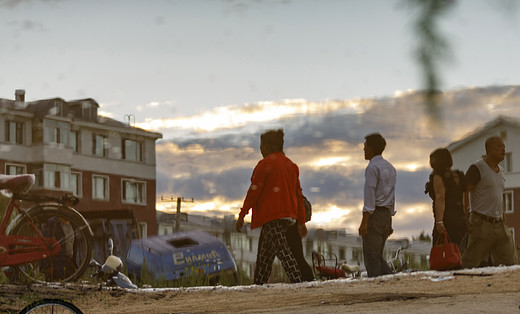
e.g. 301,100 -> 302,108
19,298 -> 83,314
10,203 -> 93,282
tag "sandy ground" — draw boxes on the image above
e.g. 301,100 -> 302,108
2,266 -> 520,313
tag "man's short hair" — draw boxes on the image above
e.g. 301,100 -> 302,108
364,133 -> 386,155
261,129 -> 284,152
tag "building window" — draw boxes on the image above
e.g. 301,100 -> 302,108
44,164 -> 70,190
5,163 -> 26,175
92,175 -> 109,200
122,139 -> 143,162
139,222 -> 148,239
6,121 -> 23,144
70,130 -> 79,153
53,100 -> 65,117
82,102 -> 94,120
339,247 -> 346,260
32,163 -> 70,190
305,240 -> 313,257
93,134 -> 107,157
122,179 -> 146,204
352,249 -> 361,261
44,119 -> 70,145
71,172 -> 82,197
503,190 -> 514,214
500,153 -> 512,172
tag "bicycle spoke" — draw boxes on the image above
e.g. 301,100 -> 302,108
11,204 -> 92,282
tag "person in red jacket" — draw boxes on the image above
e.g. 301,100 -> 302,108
236,129 -> 307,284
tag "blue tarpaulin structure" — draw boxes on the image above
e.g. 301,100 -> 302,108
126,230 -> 237,281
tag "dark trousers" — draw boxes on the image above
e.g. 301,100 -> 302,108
286,223 -> 314,281
254,219 -> 303,285
362,207 -> 393,277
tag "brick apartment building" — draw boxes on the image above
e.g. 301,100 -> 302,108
0,89 -> 162,241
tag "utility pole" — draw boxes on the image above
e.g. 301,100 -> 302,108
160,196 -> 194,232
175,197 -> 181,232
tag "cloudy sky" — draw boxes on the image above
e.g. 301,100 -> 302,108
2,0 -> 520,239
153,86 -> 520,239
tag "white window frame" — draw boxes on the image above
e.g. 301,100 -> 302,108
44,119 -> 70,145
122,139 -> 143,162
139,222 -> 148,239
121,179 -> 146,205
42,163 -> 71,190
82,102 -> 93,119
70,171 -> 82,197
92,174 -> 109,201
500,153 -> 512,173
6,120 -> 24,144
93,134 -> 108,157
5,163 -> 26,175
504,190 -> 514,214
70,130 -> 80,153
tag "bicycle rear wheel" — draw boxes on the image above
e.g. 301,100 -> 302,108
9,204 -> 93,282
19,298 -> 83,313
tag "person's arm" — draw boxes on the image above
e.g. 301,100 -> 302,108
464,164 -> 480,226
298,223 -> 308,238
235,216 -> 244,233
359,165 -> 377,236
295,175 -> 306,225
463,184 -> 473,226
432,174 -> 447,234
294,165 -> 308,237
236,161 -> 267,233
295,189 -> 308,238
358,211 -> 370,236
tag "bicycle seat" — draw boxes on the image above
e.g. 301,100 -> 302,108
0,174 -> 35,195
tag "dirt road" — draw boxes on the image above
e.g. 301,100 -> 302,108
2,266 -> 520,313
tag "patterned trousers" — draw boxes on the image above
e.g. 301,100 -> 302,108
254,219 -> 303,285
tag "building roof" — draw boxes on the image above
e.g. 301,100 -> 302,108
25,98 -> 68,118
1,92 -> 162,139
448,115 -> 520,153
68,98 -> 100,108
0,98 -> 15,107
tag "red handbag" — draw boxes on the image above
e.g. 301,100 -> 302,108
429,232 -> 462,270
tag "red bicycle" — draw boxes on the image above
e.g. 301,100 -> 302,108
0,174 -> 93,282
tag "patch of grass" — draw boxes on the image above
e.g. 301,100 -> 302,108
0,271 -> 10,284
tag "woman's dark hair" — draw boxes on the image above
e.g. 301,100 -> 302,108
261,129 -> 284,152
429,148 -> 453,172
364,133 -> 386,155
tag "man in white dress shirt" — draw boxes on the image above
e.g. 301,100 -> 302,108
358,133 -> 396,277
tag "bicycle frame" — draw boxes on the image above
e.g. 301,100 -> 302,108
0,196 -> 61,267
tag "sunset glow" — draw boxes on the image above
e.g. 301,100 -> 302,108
157,198 -> 239,217
393,162 -> 428,172
312,156 -> 350,167
136,99 -> 366,133
309,205 -> 352,227
149,86 -> 520,239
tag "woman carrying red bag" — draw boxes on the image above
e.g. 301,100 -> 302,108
425,148 -> 468,253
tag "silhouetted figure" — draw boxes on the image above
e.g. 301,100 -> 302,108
236,129 -> 307,284
425,148 -> 468,251
462,136 -> 518,268
358,133 -> 396,277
